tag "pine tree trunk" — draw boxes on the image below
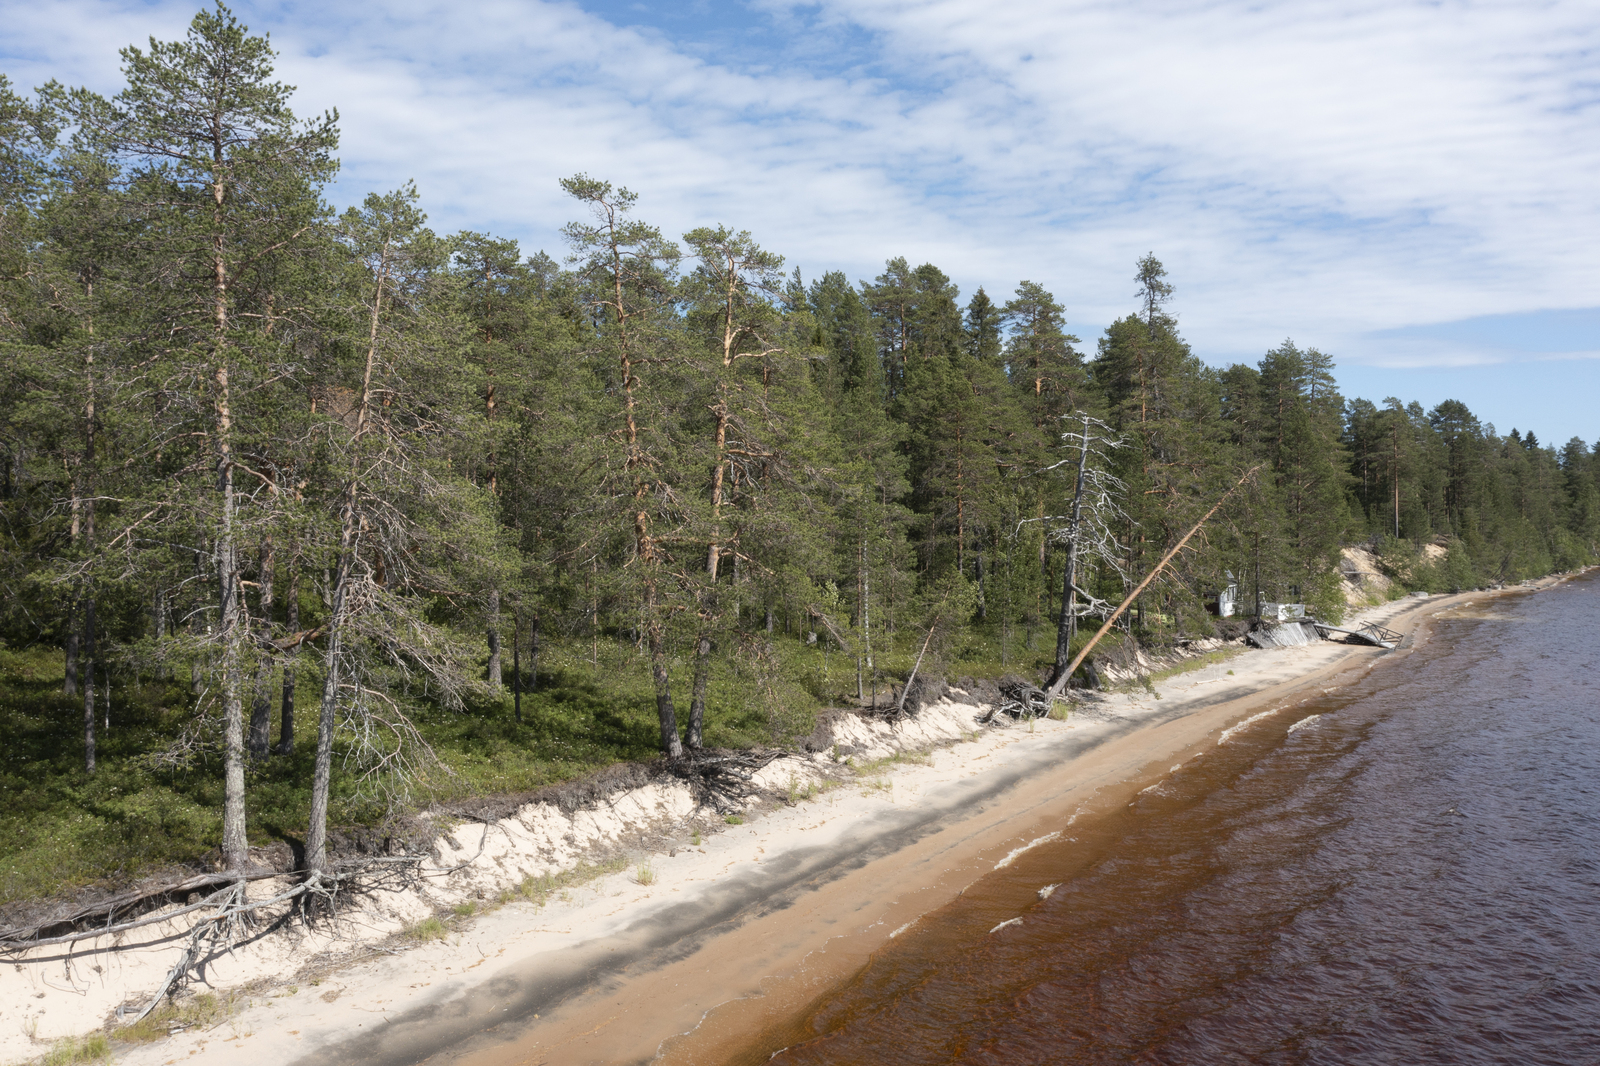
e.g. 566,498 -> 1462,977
308,238 -> 390,872
305,598 -> 343,872
486,588 -> 502,687
277,565 -> 298,755
248,537 -> 275,759
645,586 -> 682,758
63,603 -> 79,697
154,588 -> 172,680
687,630 -> 710,749
218,531 -> 249,871
81,598 -> 96,774
190,574 -> 206,696
975,546 -> 986,621
308,501 -> 359,871
528,611 -> 540,694
512,612 -> 522,723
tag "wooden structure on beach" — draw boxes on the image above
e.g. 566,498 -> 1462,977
1311,620 -> 1401,649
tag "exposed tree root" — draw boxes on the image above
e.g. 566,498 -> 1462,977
666,747 -> 784,812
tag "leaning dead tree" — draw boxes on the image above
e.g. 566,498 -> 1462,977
1044,465 -> 1262,698
1026,413 -> 1132,691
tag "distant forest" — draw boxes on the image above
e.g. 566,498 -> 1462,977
2,7 -> 1595,883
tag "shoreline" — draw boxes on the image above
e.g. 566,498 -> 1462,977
11,580 -> 1571,1066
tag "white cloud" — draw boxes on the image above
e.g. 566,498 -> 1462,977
4,0 -> 1597,382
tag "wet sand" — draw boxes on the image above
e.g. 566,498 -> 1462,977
111,590 -> 1528,1066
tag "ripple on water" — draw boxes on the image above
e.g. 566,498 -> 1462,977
752,574 -> 1600,1066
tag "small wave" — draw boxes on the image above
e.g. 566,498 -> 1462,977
1038,883 -> 1060,900
989,917 -> 1023,934
994,831 -> 1062,870
1287,714 -> 1324,733
1218,709 -> 1278,744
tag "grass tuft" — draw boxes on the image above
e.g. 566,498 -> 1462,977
785,775 -> 820,804
853,751 -> 929,776
1144,647 -> 1248,686
403,916 -> 449,942
499,855 -> 628,908
42,1033 -> 111,1065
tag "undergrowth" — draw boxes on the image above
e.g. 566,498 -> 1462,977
0,618 -> 1178,907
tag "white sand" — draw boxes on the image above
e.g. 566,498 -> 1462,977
0,583 -> 1563,1066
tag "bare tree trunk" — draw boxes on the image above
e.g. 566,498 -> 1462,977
528,611 -> 540,694
64,603 -> 79,697
190,613 -> 205,691
974,544 -> 986,622
512,611 -> 522,724
687,389 -> 728,749
215,449 -> 249,870
308,239 -> 389,872
247,537 -> 275,759
687,627 -> 710,749
485,588 -> 502,687
82,597 -> 96,774
79,376 -> 98,767
277,564 -> 298,755
218,528 -> 248,872
1048,466 -> 1260,697
1051,417 -> 1091,688
645,586 -> 682,758
154,588 -> 172,680
203,132 -> 251,873
856,537 -> 866,701
305,562 -> 347,872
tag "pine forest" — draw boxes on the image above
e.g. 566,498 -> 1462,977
2,7 -> 1596,903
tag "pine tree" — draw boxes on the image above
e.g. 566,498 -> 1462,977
52,3 -> 337,869
680,224 -> 787,747
561,175 -> 688,757
304,186 -> 503,871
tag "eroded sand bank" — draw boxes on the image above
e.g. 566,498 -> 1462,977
5,584 -> 1567,1066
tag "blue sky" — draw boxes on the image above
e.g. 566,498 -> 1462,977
4,0 -> 1597,445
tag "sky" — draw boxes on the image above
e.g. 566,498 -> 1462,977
3,0 -> 1597,446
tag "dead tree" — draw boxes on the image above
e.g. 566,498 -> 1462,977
1026,413 -> 1131,690
1046,466 -> 1261,697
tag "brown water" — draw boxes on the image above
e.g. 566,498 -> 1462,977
735,575 -> 1600,1065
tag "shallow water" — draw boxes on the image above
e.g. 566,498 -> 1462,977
739,575 -> 1600,1065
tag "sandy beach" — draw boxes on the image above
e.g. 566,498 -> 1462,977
5,582 -> 1567,1066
